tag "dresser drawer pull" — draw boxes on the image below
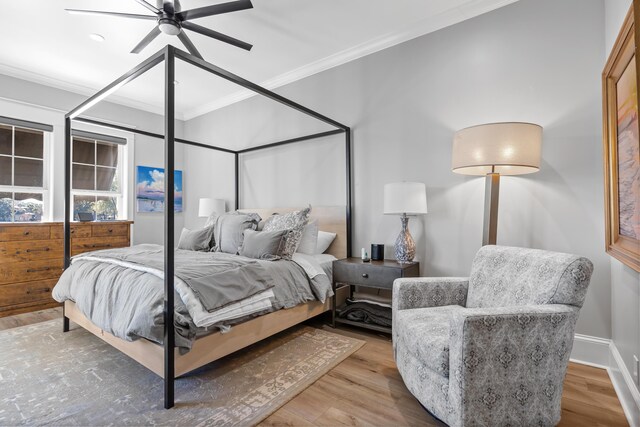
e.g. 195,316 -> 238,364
84,244 -> 112,249
26,248 -> 50,253
26,287 -> 51,295
107,229 -> 113,233
27,267 -> 51,273
362,273 -> 369,278
23,231 -> 30,236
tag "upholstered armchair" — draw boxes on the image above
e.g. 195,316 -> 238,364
392,245 -> 593,427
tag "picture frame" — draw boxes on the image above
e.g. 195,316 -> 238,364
602,4 -> 640,272
136,165 -> 183,213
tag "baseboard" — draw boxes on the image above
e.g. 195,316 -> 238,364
570,333 -> 610,368
608,342 -> 640,427
568,334 -> 640,427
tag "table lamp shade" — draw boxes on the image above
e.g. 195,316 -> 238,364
198,198 -> 225,217
384,182 -> 428,215
452,122 -> 542,176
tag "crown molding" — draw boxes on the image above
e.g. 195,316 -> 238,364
182,0 -> 519,120
0,62 -> 185,121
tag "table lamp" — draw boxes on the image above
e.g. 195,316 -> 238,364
384,182 -> 428,263
198,198 -> 225,219
452,122 -> 542,245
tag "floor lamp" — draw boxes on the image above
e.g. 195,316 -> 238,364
451,122 -> 542,246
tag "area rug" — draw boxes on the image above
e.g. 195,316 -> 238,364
0,319 -> 364,426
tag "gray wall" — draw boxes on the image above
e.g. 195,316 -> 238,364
184,0 -> 611,339
605,0 -> 640,391
0,74 -> 185,244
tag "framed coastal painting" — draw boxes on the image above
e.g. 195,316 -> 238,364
136,165 -> 183,213
602,4 -> 640,272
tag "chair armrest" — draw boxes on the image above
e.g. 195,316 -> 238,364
392,277 -> 469,311
447,304 -> 579,426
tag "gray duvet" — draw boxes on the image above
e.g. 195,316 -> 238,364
52,244 -> 331,350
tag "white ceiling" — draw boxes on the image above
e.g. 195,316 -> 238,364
0,0 -> 517,120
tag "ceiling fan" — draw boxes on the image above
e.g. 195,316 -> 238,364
66,0 -> 253,60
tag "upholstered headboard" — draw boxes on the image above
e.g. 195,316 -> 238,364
239,206 -> 347,259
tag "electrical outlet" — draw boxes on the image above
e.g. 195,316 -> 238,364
634,355 -> 639,386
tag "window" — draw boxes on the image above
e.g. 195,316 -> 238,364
71,130 -> 126,221
0,117 -> 51,222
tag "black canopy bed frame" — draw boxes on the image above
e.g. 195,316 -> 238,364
62,45 -> 351,409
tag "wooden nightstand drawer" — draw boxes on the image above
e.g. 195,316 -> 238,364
334,262 -> 403,288
333,258 -> 419,290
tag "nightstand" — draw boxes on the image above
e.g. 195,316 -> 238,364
331,257 -> 419,333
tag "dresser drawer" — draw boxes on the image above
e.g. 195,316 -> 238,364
71,235 -> 129,255
92,223 -> 129,237
0,279 -> 58,307
0,225 -> 51,242
0,239 -> 63,263
51,225 -> 92,239
0,259 -> 64,285
333,262 -> 405,289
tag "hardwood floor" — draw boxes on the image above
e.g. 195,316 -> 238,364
0,308 -> 629,427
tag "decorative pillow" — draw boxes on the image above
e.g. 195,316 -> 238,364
263,206 -> 311,260
316,230 -> 337,254
178,226 -> 214,251
296,220 -> 319,255
239,229 -> 287,260
213,212 -> 261,254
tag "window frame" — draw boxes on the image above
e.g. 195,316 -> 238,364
0,122 -> 51,223
71,135 -> 126,221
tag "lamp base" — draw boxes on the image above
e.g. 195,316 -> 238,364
394,214 -> 416,263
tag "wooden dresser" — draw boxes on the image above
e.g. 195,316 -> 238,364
0,221 -> 132,317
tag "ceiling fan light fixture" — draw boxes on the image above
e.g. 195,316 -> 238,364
158,18 -> 181,36
89,33 -> 105,42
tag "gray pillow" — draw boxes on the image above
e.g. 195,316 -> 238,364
263,206 -> 311,260
296,220 -> 318,255
178,226 -> 214,251
239,229 -> 286,260
214,212 -> 260,254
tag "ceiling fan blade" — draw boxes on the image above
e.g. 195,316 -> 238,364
177,0 -> 253,21
65,9 -> 157,20
131,26 -> 162,54
177,31 -> 203,60
182,21 -> 252,51
134,0 -> 160,14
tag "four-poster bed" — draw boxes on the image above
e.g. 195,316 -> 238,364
62,45 -> 351,409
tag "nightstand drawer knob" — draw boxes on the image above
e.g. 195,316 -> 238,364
362,273 -> 368,278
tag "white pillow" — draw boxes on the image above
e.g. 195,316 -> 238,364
296,220 -> 318,254
316,230 -> 337,254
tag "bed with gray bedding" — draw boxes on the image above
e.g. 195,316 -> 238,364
52,244 -> 333,351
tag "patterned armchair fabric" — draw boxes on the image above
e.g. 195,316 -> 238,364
466,245 -> 593,308
392,245 -> 593,427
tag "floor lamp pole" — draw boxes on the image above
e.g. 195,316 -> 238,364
483,172 -> 500,245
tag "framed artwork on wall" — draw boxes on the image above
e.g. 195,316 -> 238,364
602,4 -> 640,272
136,165 -> 183,213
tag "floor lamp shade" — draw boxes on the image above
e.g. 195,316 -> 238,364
384,182 -> 427,263
451,122 -> 542,246
452,122 -> 542,175
198,198 -> 226,217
